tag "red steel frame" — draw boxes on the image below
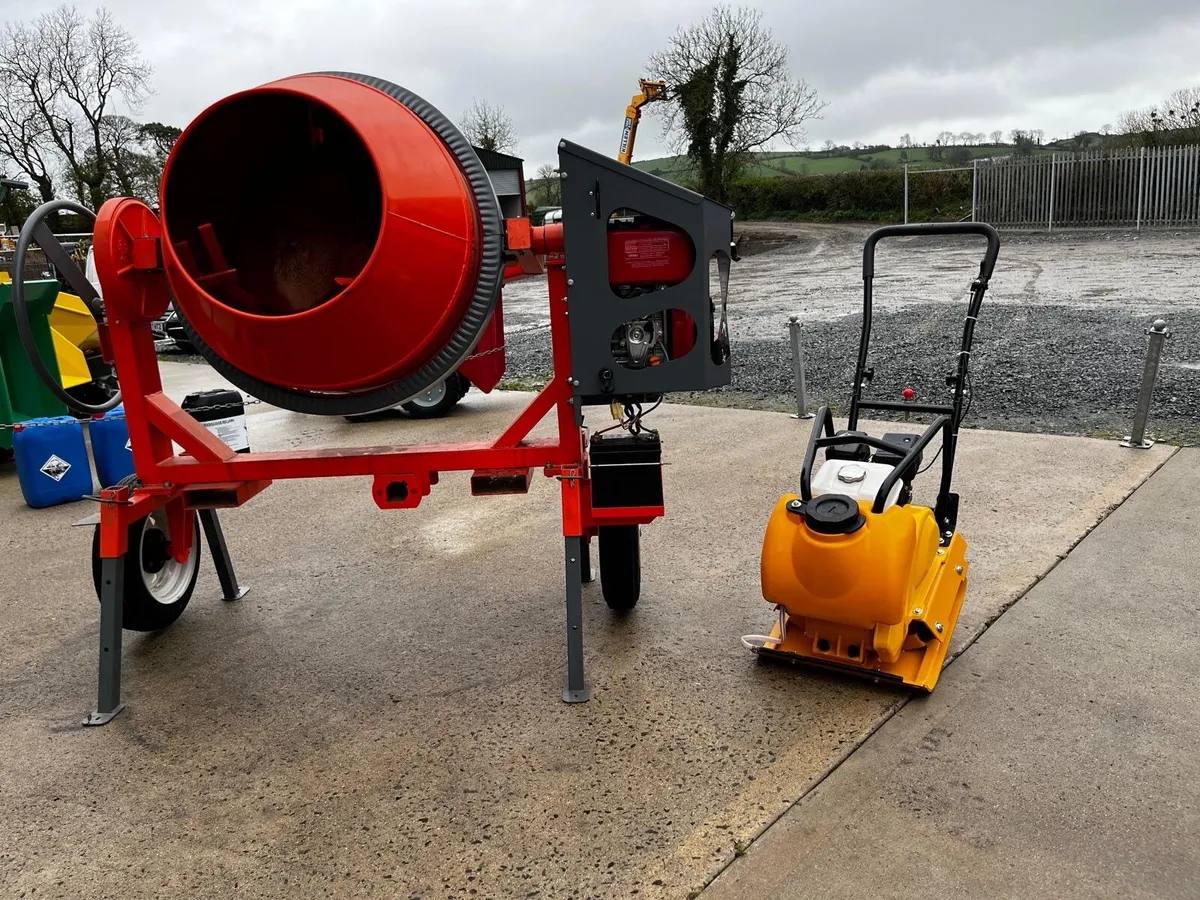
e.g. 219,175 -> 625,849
89,196 -> 660,710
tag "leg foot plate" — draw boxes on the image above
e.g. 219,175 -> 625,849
83,704 -> 125,727
562,686 -> 591,704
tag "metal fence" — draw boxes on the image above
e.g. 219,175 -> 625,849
974,145 -> 1200,230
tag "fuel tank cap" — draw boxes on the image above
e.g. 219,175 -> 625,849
802,493 -> 866,536
836,464 -> 867,484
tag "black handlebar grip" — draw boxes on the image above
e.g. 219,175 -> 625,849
862,222 -> 1001,282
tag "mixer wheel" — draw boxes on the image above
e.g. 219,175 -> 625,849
91,510 -> 201,631
598,525 -> 641,612
402,373 -> 470,419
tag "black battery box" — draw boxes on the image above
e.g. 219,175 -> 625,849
182,388 -> 250,453
589,432 -> 663,508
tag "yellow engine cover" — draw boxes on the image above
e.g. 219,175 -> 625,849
759,494 -> 968,692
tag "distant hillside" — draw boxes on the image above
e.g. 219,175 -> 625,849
631,143 -> 1060,183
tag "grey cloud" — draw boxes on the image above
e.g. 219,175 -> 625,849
4,0 -> 1197,168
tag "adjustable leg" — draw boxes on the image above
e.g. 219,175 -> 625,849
198,509 -> 249,601
84,556 -> 126,726
562,536 -> 590,703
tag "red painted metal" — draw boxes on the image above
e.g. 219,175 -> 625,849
457,301 -> 505,393
669,310 -> 698,359
606,227 -> 694,286
91,198 -> 659,559
158,73 -> 484,393
589,505 -> 664,525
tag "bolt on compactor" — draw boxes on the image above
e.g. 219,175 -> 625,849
746,223 -> 1001,692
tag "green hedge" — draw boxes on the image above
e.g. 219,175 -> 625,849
727,168 -> 974,222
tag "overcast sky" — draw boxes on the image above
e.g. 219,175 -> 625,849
6,0 -> 1200,168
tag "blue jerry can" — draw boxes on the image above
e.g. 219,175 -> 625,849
12,416 -> 93,508
90,405 -> 135,488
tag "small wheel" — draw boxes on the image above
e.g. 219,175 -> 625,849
91,508 -> 202,631
401,374 -> 467,419
598,525 -> 641,612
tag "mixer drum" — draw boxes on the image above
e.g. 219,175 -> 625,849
160,72 -> 503,415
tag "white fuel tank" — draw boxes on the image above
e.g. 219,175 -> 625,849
810,460 -> 903,511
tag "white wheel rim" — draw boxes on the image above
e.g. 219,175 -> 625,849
139,509 -> 198,605
409,380 -> 448,408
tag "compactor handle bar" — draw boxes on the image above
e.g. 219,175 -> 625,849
799,406 -> 948,514
862,221 -> 1000,282
835,222 -> 1002,537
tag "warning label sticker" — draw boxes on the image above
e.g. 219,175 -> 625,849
621,236 -> 674,270
40,454 -> 72,482
202,415 -> 250,452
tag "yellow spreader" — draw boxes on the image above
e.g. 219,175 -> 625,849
0,271 -> 98,391
747,222 -> 1001,693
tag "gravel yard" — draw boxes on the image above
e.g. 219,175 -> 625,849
500,223 -> 1200,444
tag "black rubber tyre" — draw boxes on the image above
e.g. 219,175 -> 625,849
598,524 -> 641,612
401,373 -> 468,419
91,511 -> 202,631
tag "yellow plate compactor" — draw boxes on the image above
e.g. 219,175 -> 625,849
747,223 -> 1001,692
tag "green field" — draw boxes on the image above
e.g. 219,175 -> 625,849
632,144 -> 1059,181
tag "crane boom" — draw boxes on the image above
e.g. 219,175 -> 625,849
618,79 -> 667,165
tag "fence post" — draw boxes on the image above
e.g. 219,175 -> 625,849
1136,146 -> 1146,230
1047,153 -> 1056,232
788,316 -> 813,420
1121,318 -> 1171,449
971,159 -> 978,222
903,164 -> 909,224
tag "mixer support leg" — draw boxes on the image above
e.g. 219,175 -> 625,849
84,556 -> 126,726
198,509 -> 249,602
562,536 -> 591,703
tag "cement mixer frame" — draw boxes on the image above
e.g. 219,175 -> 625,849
64,203 -> 605,723
16,192 -> 732,727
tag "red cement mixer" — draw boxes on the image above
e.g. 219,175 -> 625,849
10,72 -> 735,725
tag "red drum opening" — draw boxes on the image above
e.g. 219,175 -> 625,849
163,91 -> 383,318
160,73 -> 501,411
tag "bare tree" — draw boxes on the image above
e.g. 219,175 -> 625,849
0,5 -> 152,210
1010,130 -> 1036,157
989,129 -> 1003,144
647,4 -> 825,202
1117,86 -> 1200,146
459,99 -> 517,154
899,133 -> 912,148
821,139 -> 835,152
97,115 -> 178,202
0,70 -> 58,203
533,161 -> 560,206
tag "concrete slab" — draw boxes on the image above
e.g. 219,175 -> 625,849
0,362 -> 1174,899
703,450 -> 1200,900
